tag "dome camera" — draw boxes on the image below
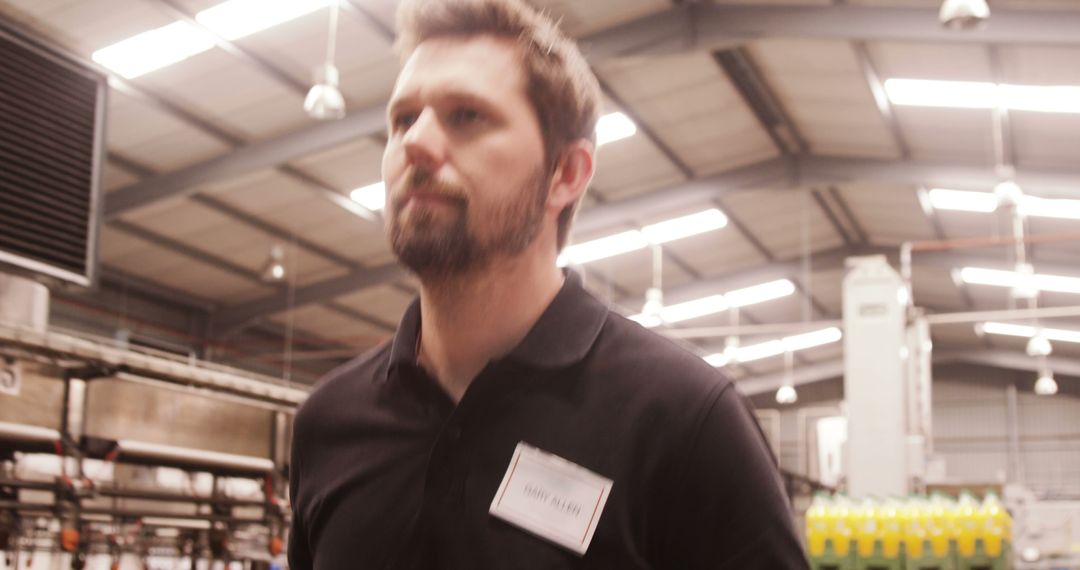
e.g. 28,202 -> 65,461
939,0 -> 990,30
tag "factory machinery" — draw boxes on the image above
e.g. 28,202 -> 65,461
0,284 -> 308,569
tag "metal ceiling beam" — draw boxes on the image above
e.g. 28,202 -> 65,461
580,4 -> 1080,60
210,154 -> 1080,323
852,41 -> 911,160
213,262 -> 408,332
104,104 -> 387,221
798,156 -> 1080,197
735,358 -> 844,397
938,350 -> 1080,380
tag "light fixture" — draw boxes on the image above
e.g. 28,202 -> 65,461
1025,332 -> 1053,357
724,279 -> 796,308
929,187 -> 1080,221
640,209 -> 728,243
776,349 -> 798,404
703,327 -> 843,366
350,182 -> 385,211
304,0 -> 345,120
994,181 -> 1024,208
628,279 -> 794,327
959,267 -> 1080,296
1034,370 -> 1058,396
558,208 -> 728,266
261,244 -> 286,282
939,0 -> 990,30
91,22 -> 215,79
595,112 -> 637,146
196,0 -> 332,41
92,0 -> 333,79
885,79 -> 1080,115
977,322 -> 1080,344
560,230 -> 648,266
927,188 -> 998,213
775,384 -> 798,404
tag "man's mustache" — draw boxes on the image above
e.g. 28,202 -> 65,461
391,167 -> 468,209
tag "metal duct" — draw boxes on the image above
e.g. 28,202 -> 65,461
0,321 -> 309,406
0,420 -> 61,444
116,440 -> 274,476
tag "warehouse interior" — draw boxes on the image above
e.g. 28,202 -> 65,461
1,0 -> 1079,568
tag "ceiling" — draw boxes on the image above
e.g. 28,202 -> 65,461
3,0 -> 1080,385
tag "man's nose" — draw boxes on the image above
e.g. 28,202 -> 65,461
402,108 -> 447,172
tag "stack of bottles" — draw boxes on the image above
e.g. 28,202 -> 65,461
805,492 -> 1013,570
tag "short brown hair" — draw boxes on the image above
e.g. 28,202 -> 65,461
395,0 -> 601,251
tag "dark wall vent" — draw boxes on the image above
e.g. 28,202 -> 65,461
0,20 -> 106,288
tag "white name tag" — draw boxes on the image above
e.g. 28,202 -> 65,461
489,442 -> 613,555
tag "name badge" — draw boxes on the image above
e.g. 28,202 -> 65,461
489,442 -> 613,555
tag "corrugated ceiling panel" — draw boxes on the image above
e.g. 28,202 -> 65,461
204,170 -> 315,214
834,184 -> 936,245
534,0 -> 669,37
581,246 -> 696,301
750,38 -> 898,158
721,189 -> 845,259
102,162 -> 139,192
107,91 -> 232,171
869,42 -> 995,163
134,48 -> 308,141
591,134 -> 685,201
911,267 -> 968,312
292,138 -> 384,192
661,227 -> 769,279
269,305 -> 389,346
1009,113 -> 1080,171
333,285 -> 414,326
3,0 -> 171,57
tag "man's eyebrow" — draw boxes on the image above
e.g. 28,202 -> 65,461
387,88 -> 502,116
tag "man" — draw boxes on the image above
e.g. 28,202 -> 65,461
288,0 -> 809,568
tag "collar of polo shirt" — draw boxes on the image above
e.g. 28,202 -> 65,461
386,269 -> 607,377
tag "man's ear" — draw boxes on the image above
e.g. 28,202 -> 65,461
547,139 -> 595,213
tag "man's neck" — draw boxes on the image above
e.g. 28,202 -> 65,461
417,251 -> 564,403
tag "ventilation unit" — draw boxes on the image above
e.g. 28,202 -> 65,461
0,20 -> 106,288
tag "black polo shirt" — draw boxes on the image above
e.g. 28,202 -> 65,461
288,271 -> 809,569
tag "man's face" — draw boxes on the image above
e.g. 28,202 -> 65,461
382,36 -> 550,278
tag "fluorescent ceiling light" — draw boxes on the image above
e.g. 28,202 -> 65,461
885,79 -> 997,109
959,267 -> 1080,295
927,189 -> 998,213
885,79 -> 1080,114
977,322 -> 1080,344
628,279 -> 794,327
93,0 -> 331,78
558,209 -> 727,266
196,0 -> 332,41
595,112 -> 637,146
928,188 -> 1080,220
724,279 -> 796,308
559,230 -> 647,266
703,327 -> 843,366
91,22 -> 215,78
1019,196 -> 1080,221
349,182 -> 385,211
640,209 -> 728,244
657,294 -> 729,324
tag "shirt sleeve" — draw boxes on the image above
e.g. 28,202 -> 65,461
658,383 -> 810,569
287,445 -> 313,570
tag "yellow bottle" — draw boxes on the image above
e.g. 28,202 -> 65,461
981,493 -> 1008,558
806,494 -> 829,557
927,493 -> 950,558
832,496 -> 853,557
956,492 -> 978,558
855,498 -> 879,558
902,497 -> 926,559
881,498 -> 902,559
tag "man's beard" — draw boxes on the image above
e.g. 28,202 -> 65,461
387,166 -> 549,279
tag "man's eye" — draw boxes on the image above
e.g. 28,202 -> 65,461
451,108 -> 483,126
393,112 -> 418,130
